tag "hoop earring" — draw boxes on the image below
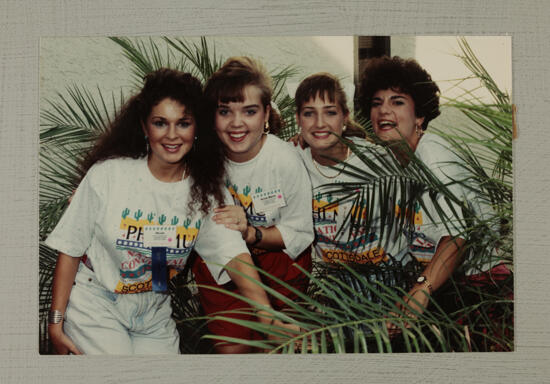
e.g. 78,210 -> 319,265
264,120 -> 270,134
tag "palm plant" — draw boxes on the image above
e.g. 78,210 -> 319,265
39,36 -> 512,354
38,36 -> 299,354
196,38 -> 513,353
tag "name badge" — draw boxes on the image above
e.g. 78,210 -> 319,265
251,187 -> 286,213
143,225 -> 177,248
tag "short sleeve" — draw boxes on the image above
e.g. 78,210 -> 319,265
407,135 -> 470,261
44,163 -> 105,257
275,145 -> 314,259
193,210 -> 250,285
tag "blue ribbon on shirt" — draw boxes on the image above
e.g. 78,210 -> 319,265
151,246 -> 167,292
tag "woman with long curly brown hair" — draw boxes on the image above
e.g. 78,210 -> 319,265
45,68 -> 278,354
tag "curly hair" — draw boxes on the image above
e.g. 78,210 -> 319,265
358,56 -> 441,130
203,56 -> 283,136
79,68 -> 226,214
295,72 -> 364,138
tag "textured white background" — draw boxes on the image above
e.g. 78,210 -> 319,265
1,0 -> 549,383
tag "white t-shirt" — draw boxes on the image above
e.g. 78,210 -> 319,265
45,157 -> 249,293
225,134 -> 314,259
393,133 -> 495,273
297,136 -> 393,264
297,133 -> 494,274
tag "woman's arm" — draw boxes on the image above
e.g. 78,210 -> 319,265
48,253 -> 82,355
225,253 -> 299,332
212,206 -> 285,250
242,224 -> 284,250
403,236 -> 465,315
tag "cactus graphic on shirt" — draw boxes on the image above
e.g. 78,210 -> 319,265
226,183 -> 237,197
158,214 -> 166,225
413,201 -> 423,224
315,192 -> 322,202
182,218 -> 191,229
395,199 -> 422,225
313,192 -> 339,222
171,216 -> 179,226
176,219 -> 200,248
225,179 -> 231,188
147,212 -> 155,223
255,186 -> 262,194
119,208 -> 151,238
235,186 -> 253,210
350,203 -> 367,220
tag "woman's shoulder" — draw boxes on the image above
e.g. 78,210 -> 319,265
86,157 -> 145,180
416,133 -> 465,182
265,134 -> 304,163
416,133 -> 459,165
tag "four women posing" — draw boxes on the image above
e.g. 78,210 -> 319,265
45,52 -> 491,354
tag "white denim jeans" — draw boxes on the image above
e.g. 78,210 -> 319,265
63,264 -> 180,355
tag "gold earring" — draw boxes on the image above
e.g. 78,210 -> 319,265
264,120 -> 270,133
415,124 -> 423,137
342,124 -> 347,132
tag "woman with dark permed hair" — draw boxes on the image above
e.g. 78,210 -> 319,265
358,56 -> 496,325
45,68 -> 281,354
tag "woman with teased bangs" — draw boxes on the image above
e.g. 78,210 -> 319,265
292,72 -> 388,267
192,57 -> 314,353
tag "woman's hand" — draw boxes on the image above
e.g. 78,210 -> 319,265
288,133 -> 307,149
212,205 -> 248,240
260,317 -> 300,352
269,319 -> 300,337
49,323 -> 82,355
386,286 -> 430,335
386,237 -> 465,335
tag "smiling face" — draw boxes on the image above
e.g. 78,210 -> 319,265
142,97 -> 196,175
215,85 -> 270,163
297,92 -> 349,158
370,88 -> 425,150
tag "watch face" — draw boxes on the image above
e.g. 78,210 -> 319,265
417,276 -> 426,284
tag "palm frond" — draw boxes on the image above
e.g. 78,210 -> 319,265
109,37 -> 188,88
195,259 -> 494,353
163,37 -> 224,82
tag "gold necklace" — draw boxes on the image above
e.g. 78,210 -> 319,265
312,147 -> 351,179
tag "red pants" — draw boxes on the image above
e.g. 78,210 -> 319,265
191,247 -> 312,342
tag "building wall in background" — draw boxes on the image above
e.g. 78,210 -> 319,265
40,36 -> 511,133
40,36 -> 354,114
